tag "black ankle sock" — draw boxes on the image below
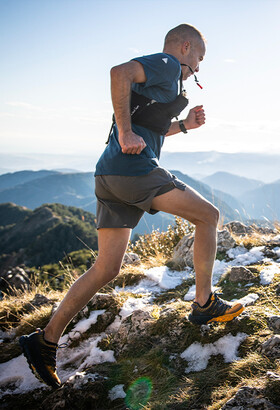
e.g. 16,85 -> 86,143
201,292 -> 212,308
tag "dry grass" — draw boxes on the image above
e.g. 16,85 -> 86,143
1,219 -> 280,409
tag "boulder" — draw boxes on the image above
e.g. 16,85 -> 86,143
113,309 -> 155,355
171,233 -> 194,268
217,229 -> 236,253
260,335 -> 280,358
228,266 -> 255,282
171,229 -> 236,268
224,221 -> 254,236
222,386 -> 277,409
267,316 -> 280,333
122,252 -> 141,266
24,293 -> 53,313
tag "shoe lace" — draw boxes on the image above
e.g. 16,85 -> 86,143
40,342 -> 68,369
211,292 -> 231,315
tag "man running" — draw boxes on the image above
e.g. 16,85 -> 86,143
19,23 -> 244,389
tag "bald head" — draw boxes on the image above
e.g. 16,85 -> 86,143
164,23 -> 205,48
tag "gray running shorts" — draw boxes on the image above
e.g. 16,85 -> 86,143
94,167 -> 186,229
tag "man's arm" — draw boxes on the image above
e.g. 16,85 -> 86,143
165,105 -> 206,136
110,61 -> 147,155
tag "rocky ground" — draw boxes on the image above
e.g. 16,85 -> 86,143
1,221 -> 280,409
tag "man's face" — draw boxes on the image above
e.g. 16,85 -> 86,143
181,39 -> 206,81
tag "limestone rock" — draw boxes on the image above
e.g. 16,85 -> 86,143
24,293 -> 53,313
0,266 -> 30,295
228,266 -> 255,282
260,335 -> 280,358
224,221 -> 254,236
171,233 -> 194,268
113,309 -> 155,355
171,229 -> 236,268
30,293 -> 51,307
217,229 -> 236,253
267,316 -> 280,333
88,292 -> 119,311
122,252 -> 140,266
222,386 -> 277,409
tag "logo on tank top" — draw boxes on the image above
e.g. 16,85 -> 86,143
162,58 -> 168,64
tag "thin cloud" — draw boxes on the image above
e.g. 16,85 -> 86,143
5,101 -> 43,111
128,47 -> 142,54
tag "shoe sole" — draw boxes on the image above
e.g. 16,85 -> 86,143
19,335 -> 61,389
189,306 -> 245,325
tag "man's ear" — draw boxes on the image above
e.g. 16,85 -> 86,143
182,41 -> 191,55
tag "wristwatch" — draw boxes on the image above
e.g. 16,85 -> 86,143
179,120 -> 188,134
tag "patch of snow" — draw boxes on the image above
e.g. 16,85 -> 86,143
232,293 -> 259,306
59,309 -> 105,344
68,371 -> 100,389
244,282 -> 254,287
119,296 -> 151,318
227,246 -> 248,259
0,354 -> 46,398
230,246 -> 265,266
108,384 -> 126,401
260,263 -> 280,285
58,333 -> 116,382
115,279 -> 162,296
144,266 -> 192,290
180,332 -> 247,373
183,286 -> 219,302
212,260 -> 230,284
184,284 -> 196,301
210,246 -> 266,285
106,315 -> 122,333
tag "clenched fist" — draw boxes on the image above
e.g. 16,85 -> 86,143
119,131 -> 147,155
184,105 -> 206,130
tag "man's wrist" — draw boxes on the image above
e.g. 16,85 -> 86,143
118,126 -> 132,136
179,119 -> 188,134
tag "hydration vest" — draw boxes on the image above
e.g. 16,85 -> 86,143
106,72 -> 188,143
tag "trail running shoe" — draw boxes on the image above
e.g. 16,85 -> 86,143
19,328 -> 61,388
188,292 -> 244,325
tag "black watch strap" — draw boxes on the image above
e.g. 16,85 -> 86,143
179,120 -> 188,134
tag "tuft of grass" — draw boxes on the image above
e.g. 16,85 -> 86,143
129,217 -> 194,259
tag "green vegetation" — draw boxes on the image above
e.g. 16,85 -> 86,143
0,202 -> 98,270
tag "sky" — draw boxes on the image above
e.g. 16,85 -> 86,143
1,0 -> 280,163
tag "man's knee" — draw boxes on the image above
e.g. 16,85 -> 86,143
204,204 -> 220,226
94,258 -> 121,281
193,202 -> 220,227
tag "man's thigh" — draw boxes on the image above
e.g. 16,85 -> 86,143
151,186 -> 218,225
97,228 -> 131,270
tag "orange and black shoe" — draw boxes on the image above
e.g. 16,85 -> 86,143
188,292 -> 244,325
19,328 -> 61,389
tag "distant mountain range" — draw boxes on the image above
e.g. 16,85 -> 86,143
0,168 -> 279,232
160,151 -> 280,183
202,172 -> 264,197
0,169 -> 247,234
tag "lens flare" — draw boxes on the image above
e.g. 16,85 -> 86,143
125,377 -> 153,410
